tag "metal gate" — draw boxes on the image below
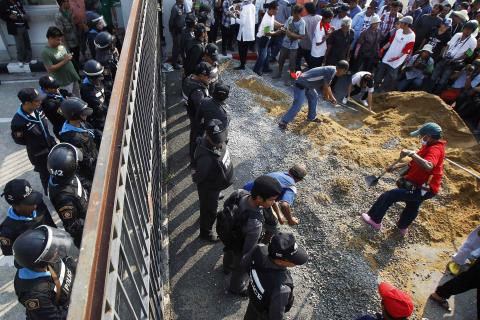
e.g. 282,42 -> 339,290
67,0 -> 168,317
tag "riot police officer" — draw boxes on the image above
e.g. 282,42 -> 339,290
94,31 -> 119,93
244,233 -> 308,320
13,225 -> 75,320
39,76 -> 71,139
183,23 -> 208,77
182,62 -> 215,165
180,13 -> 197,61
0,179 -> 55,256
192,119 -> 234,242
59,98 -> 100,191
11,88 -> 56,194
47,143 -> 89,247
193,82 -> 230,143
80,59 -> 108,131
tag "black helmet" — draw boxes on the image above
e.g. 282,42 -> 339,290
60,97 -> 93,120
39,75 -> 60,89
205,118 -> 227,144
464,20 -> 479,31
185,13 -> 197,28
13,225 -> 73,268
94,31 -> 114,49
83,59 -> 104,77
48,143 -> 83,180
211,82 -> 230,101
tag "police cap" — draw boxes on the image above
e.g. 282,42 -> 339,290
205,118 -> 227,144
211,82 -> 230,101
2,179 -> 42,206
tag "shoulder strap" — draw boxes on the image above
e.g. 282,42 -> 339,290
47,265 -> 62,305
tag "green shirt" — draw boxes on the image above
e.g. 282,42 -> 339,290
41,45 -> 80,87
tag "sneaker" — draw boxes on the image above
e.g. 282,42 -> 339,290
398,227 -> 408,236
234,65 -> 245,70
278,121 -> 287,130
28,59 -> 37,64
361,213 -> 382,230
361,99 -> 369,107
308,118 -> 322,123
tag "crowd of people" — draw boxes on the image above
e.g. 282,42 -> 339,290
173,0 -> 480,318
0,0 -> 121,318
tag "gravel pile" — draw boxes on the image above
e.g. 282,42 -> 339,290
220,67 -> 405,319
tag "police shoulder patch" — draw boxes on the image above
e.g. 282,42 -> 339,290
24,299 -> 40,310
58,206 -> 74,220
13,131 -> 23,138
0,236 -> 11,246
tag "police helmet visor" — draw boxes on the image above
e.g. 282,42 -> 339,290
35,226 -> 73,265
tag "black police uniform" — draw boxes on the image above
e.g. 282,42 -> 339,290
40,89 -> 70,139
193,96 -> 230,140
59,123 -> 99,189
0,201 -> 55,256
48,176 -> 88,247
193,137 -> 234,238
184,38 -> 206,77
245,245 -> 294,320
95,47 -> 119,95
182,75 -> 210,163
11,107 -> 56,193
80,77 -> 107,131
180,28 -> 195,61
14,258 -> 75,320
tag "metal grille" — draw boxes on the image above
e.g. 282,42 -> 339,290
67,0 -> 168,317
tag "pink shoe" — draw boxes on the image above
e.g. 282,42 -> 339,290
361,213 -> 382,231
398,227 -> 408,236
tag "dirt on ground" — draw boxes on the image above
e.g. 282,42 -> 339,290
237,78 -> 480,246
236,77 -> 480,318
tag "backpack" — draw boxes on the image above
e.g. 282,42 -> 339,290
216,189 -> 255,251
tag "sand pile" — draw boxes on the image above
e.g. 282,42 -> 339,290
236,77 -> 480,243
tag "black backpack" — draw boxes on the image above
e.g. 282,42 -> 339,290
216,189 -> 254,252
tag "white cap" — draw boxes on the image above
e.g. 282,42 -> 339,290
341,16 -> 352,26
370,15 -> 381,24
421,44 -> 434,53
399,15 -> 413,25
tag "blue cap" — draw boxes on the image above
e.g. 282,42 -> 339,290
441,17 -> 452,28
410,122 -> 442,138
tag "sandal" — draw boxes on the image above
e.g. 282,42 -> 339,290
429,293 -> 451,312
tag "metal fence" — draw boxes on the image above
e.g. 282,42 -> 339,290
67,0 -> 168,317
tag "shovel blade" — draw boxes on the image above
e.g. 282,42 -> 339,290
365,175 -> 379,187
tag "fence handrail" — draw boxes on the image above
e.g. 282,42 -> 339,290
67,0 -> 144,318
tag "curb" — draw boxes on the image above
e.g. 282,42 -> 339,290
0,62 -> 46,74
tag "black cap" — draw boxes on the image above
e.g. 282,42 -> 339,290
205,43 -> 219,61
39,76 -> 60,89
211,82 -> 230,101
205,118 -> 227,144
2,179 -> 42,206
268,232 -> 308,265
251,175 -> 282,199
18,88 -> 45,103
195,62 -> 214,76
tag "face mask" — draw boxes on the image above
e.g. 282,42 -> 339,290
420,136 -> 428,145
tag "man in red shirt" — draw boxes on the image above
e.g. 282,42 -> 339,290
362,122 -> 445,236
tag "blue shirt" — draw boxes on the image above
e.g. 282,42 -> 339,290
243,172 -> 297,205
348,5 -> 361,18
296,66 -> 336,89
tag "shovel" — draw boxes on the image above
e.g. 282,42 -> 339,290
365,157 -> 404,187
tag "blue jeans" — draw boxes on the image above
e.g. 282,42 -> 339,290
253,37 -> 271,75
397,77 -> 424,91
374,62 -> 398,92
368,188 -> 435,229
281,85 -> 318,124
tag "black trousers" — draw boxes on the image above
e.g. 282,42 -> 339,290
197,184 -> 220,236
244,301 -> 269,320
185,101 -> 197,165
221,25 -> 233,52
296,47 -> 311,70
33,155 -> 49,195
350,85 -> 368,100
436,259 -> 480,319
238,40 -> 255,67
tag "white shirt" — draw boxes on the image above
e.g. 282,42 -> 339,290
351,71 -> 374,92
237,3 -> 256,41
446,33 -> 477,60
382,29 -> 415,69
330,16 -> 343,31
311,20 -> 327,58
257,12 -> 275,37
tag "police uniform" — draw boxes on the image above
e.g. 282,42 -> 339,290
11,104 -> 56,193
245,245 -> 294,320
80,77 -> 107,131
192,126 -> 234,240
0,201 -> 55,256
59,122 -> 99,187
184,38 -> 206,77
48,176 -> 88,247
193,95 -> 230,140
40,89 -> 70,139
95,47 -> 119,95
14,258 -> 75,320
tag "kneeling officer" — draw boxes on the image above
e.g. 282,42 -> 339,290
47,143 -> 89,247
13,225 -> 75,320
244,232 -> 308,320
